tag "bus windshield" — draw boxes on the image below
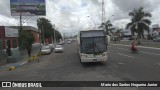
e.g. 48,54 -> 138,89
94,37 -> 106,53
81,37 -> 106,54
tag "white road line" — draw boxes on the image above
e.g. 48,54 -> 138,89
140,51 -> 160,56
157,63 -> 160,66
118,63 -> 124,65
138,46 -> 160,50
117,48 -> 128,51
110,43 -> 160,50
110,43 -> 130,47
117,53 -> 135,58
19,61 -> 27,65
108,46 -> 112,47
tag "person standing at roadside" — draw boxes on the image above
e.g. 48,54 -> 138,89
26,45 -> 32,57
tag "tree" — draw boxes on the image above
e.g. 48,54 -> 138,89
126,7 -> 152,44
55,30 -> 62,42
37,18 -> 54,44
99,20 -> 115,35
19,31 -> 35,50
51,27 -> 62,42
115,28 -> 122,41
37,17 -> 63,43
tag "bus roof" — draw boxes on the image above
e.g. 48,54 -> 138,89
80,30 -> 105,37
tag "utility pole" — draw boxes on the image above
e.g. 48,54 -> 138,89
41,24 -> 45,45
102,0 -> 105,24
19,9 -> 23,50
102,0 -> 106,34
87,16 -> 96,28
19,14 -> 22,31
53,25 -> 56,45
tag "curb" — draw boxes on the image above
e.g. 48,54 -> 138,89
28,55 -> 39,63
6,55 -> 40,71
0,52 -> 42,71
6,61 -> 28,71
7,66 -> 16,71
6,54 -> 41,71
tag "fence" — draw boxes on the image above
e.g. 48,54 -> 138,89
0,40 -> 7,65
20,43 -> 41,60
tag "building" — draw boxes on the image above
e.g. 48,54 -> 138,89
0,26 -> 41,63
152,24 -> 160,37
10,26 -> 41,44
121,28 -> 153,39
0,26 -> 19,52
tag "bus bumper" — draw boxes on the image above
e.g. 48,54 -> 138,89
80,56 -> 107,62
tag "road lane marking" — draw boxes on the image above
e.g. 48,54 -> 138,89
19,61 -> 27,65
117,48 -> 128,51
117,53 -> 135,58
157,63 -> 160,66
110,43 -> 160,50
140,51 -> 160,56
109,43 -> 130,47
118,63 -> 124,65
108,46 -> 112,47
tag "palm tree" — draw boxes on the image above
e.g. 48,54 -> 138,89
116,28 -> 122,42
99,20 -> 115,35
37,18 -> 53,44
126,7 -> 151,44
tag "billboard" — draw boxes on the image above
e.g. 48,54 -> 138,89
10,0 -> 46,16
5,27 -> 19,37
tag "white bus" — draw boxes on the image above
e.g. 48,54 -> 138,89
77,30 -> 108,63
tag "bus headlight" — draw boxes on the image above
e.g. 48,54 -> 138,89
102,52 -> 107,56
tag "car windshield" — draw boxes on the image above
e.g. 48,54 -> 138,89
49,44 -> 53,45
42,46 -> 50,49
56,45 -> 62,48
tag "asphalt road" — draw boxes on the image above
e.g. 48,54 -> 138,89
0,41 -> 160,90
112,40 -> 160,48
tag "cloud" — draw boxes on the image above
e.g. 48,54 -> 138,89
0,0 -> 160,36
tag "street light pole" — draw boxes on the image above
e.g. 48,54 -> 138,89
87,16 -> 96,28
53,26 -> 56,44
76,16 -> 85,31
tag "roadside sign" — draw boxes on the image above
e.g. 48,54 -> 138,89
10,0 -> 46,16
5,27 -> 19,37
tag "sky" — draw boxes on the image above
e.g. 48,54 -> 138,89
0,0 -> 160,36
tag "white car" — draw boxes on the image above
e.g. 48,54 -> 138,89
48,44 -> 55,51
58,41 -> 65,45
41,45 -> 52,55
122,38 -> 129,41
153,36 -> 160,42
67,41 -> 71,44
54,45 -> 63,53
58,42 -> 63,45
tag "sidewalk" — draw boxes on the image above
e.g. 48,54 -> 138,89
0,59 -> 28,71
0,48 -> 40,72
110,40 -> 160,48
